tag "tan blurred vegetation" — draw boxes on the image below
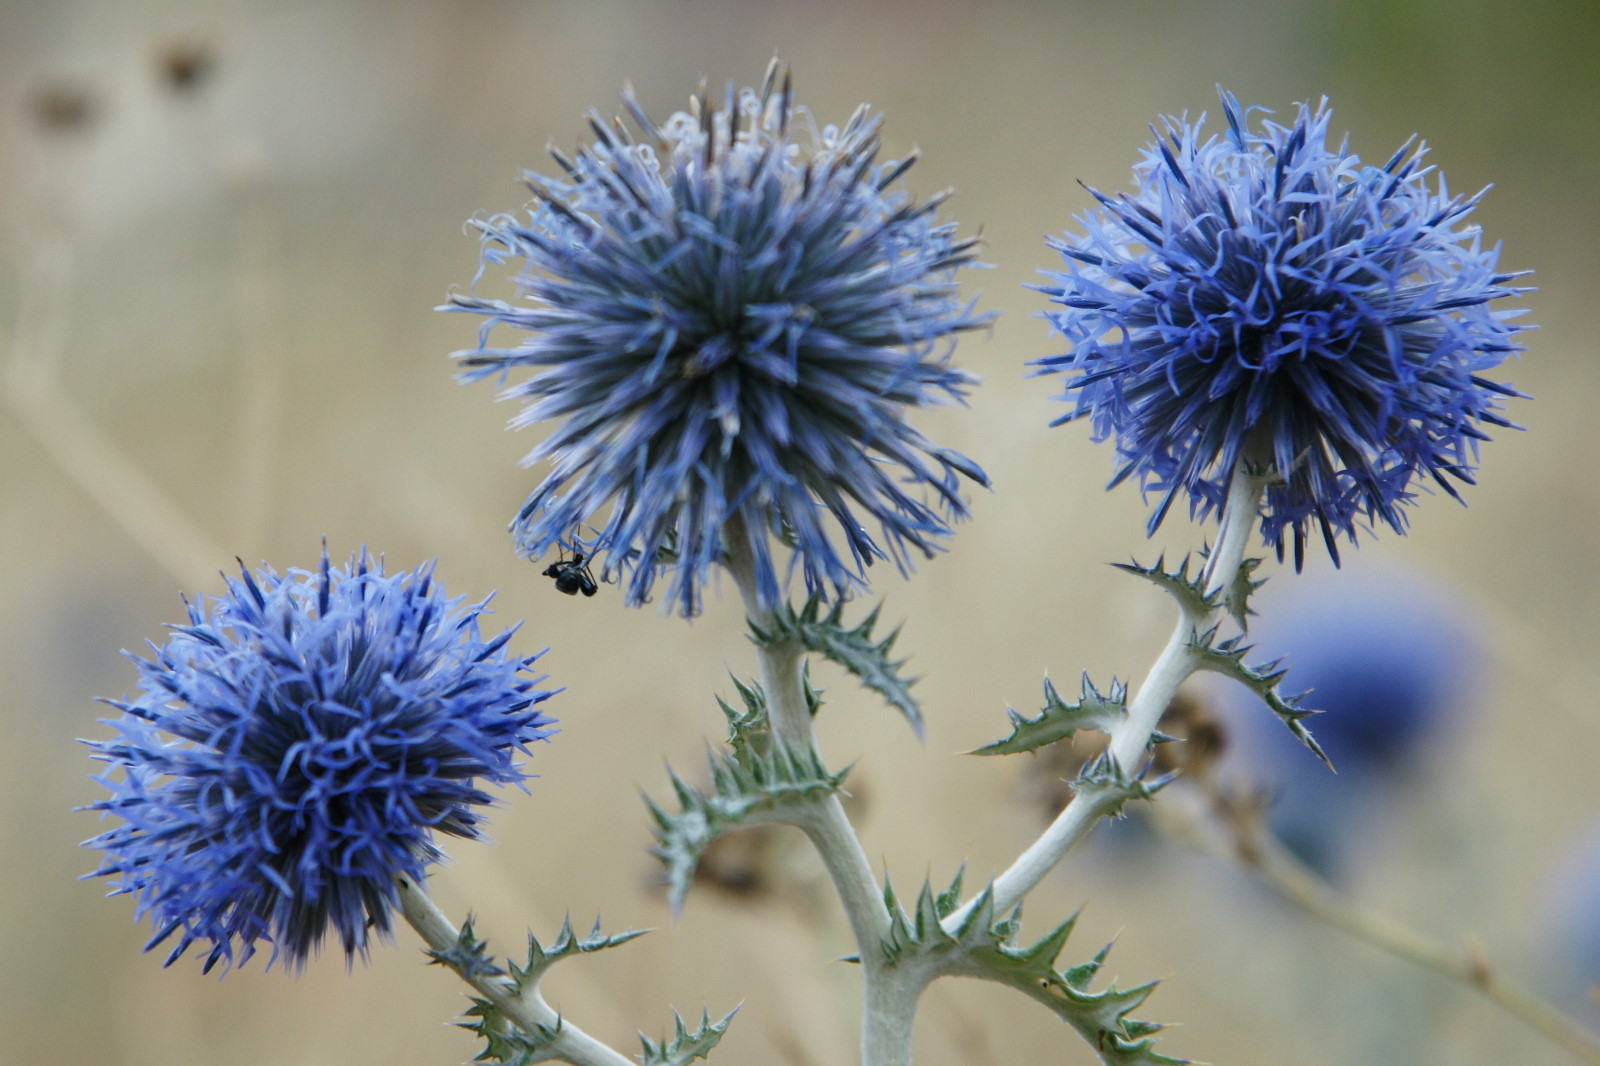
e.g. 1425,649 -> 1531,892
2,1 -> 1597,1064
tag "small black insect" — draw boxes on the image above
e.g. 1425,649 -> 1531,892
541,551 -> 598,597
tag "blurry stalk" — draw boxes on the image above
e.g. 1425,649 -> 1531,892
1,365 -> 223,589
1158,781 -> 1600,1065
3,131 -> 223,588
169,83 -> 285,551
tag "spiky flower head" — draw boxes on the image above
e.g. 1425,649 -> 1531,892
446,61 -> 991,616
1034,89 -> 1530,565
82,548 -> 557,974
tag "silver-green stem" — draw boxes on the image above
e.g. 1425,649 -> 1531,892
721,519 -> 906,1064
861,964 -> 933,1066
721,521 -> 889,948
948,465 -> 1269,929
396,874 -> 635,1066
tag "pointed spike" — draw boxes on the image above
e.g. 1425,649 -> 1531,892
915,878 -> 943,939
938,863 -> 967,916
952,882 -> 997,938
1023,911 -> 1082,969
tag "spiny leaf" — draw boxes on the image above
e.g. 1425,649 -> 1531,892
1195,544 -> 1268,632
639,1008 -> 738,1066
458,996 -> 551,1066
715,667 -> 823,766
874,878 -> 1188,1066
507,918 -> 650,994
875,868 -> 997,966
800,658 -> 823,716
1188,628 -> 1332,769
458,992 -> 565,1066
750,594 -> 921,735
715,675 -> 771,769
966,920 -> 1186,1064
935,864 -> 967,919
1226,555 -> 1266,632
446,919 -> 646,1065
427,916 -> 507,981
1071,752 -> 1176,819
647,723 -> 847,912
435,921 -> 541,1065
1113,553 -> 1218,619
715,674 -> 768,739
970,674 -> 1130,756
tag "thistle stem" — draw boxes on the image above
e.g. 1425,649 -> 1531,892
721,518 -> 902,1064
396,874 -> 635,1066
949,465 -> 1268,927
861,967 -> 930,1066
1263,842 -> 1600,1066
1200,461 -> 1261,602
721,520 -> 889,947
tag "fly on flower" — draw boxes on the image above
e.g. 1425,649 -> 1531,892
446,60 -> 992,616
543,550 -> 599,597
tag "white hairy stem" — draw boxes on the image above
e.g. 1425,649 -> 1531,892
721,523 -> 889,947
861,965 -> 933,1066
721,520 -> 906,1064
947,466 -> 1268,929
396,875 -> 634,1066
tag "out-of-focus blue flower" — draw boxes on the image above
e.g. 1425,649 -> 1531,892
1035,89 -> 1530,566
1207,569 -> 1477,879
446,63 -> 991,616
82,548 -> 557,974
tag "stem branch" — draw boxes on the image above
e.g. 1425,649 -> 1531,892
396,875 -> 634,1066
722,519 -> 889,950
950,466 -> 1268,927
722,518 -> 905,1065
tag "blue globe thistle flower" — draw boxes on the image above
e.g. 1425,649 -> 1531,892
1035,89 -> 1530,566
82,548 -> 557,974
446,63 -> 991,616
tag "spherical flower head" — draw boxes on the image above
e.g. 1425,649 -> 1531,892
1034,88 -> 1531,566
82,548 -> 557,974
446,62 -> 991,616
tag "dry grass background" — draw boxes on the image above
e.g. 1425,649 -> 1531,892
2,1 -> 1597,1064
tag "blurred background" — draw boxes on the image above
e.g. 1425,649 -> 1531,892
2,1 -> 1596,1064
